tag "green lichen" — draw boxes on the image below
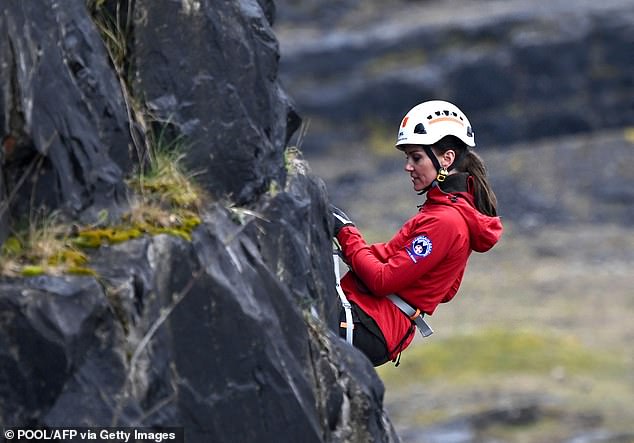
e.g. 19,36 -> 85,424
73,227 -> 144,248
147,226 -> 192,242
73,213 -> 200,248
67,266 -> 99,277
21,265 -> 46,277
1,204 -> 202,278
2,212 -> 200,277
47,249 -> 88,266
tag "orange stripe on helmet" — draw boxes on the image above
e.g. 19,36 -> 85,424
428,116 -> 464,126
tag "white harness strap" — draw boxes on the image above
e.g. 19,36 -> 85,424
333,252 -> 354,345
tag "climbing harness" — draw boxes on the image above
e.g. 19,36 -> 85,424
333,249 -> 354,345
387,294 -> 433,338
334,248 -> 434,346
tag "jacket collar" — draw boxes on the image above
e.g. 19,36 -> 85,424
437,172 -> 469,194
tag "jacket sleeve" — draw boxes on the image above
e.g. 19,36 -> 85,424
336,217 -> 453,296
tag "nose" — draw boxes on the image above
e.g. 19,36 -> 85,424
404,159 -> 414,172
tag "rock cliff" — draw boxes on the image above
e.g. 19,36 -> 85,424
0,1 -> 397,442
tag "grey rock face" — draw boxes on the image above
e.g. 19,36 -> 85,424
0,1 -> 397,442
0,1 -> 133,226
0,196 -> 396,441
132,0 -> 301,205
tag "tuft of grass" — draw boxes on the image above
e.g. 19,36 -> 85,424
134,150 -> 204,209
129,132 -> 206,211
89,0 -> 148,166
88,0 -> 131,74
0,134 -> 205,277
0,212 -> 90,277
76,131 -> 205,250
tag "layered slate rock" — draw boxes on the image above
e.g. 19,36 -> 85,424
0,174 -> 396,441
132,0 -> 300,205
0,1 -> 133,228
0,1 -> 398,442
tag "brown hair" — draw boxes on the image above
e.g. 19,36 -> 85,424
432,136 -> 498,217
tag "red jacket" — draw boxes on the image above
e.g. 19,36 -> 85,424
336,175 -> 503,360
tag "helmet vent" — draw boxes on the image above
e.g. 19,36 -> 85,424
443,110 -> 450,116
414,123 -> 427,134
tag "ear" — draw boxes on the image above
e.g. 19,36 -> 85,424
441,150 -> 456,169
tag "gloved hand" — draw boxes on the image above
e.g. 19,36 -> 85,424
330,204 -> 354,236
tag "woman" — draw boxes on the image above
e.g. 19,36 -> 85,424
331,100 -> 503,366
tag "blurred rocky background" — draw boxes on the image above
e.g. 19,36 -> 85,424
275,0 -> 634,442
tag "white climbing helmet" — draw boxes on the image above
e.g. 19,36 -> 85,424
395,100 -> 475,148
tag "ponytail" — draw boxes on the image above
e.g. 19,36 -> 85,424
431,136 -> 498,217
461,149 -> 498,217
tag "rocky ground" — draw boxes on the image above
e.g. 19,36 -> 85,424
275,0 -> 634,27
276,0 -> 634,149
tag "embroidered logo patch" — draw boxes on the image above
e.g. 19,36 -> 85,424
406,235 -> 432,263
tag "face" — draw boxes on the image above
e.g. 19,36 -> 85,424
402,145 -> 438,192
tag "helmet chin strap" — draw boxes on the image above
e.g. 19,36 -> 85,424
417,146 -> 448,195
416,145 -> 468,195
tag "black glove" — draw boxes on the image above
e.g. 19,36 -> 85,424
330,204 -> 354,236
